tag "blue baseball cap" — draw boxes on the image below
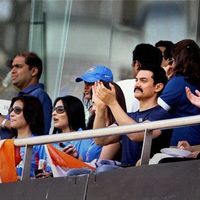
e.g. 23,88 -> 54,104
75,65 -> 113,83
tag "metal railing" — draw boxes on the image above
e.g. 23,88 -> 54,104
14,115 -> 200,180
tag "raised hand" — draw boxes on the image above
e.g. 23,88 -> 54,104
92,82 -> 106,111
95,81 -> 116,107
185,86 -> 200,108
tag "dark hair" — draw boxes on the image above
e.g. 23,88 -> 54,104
155,40 -> 174,49
13,52 -> 43,80
10,95 -> 44,136
155,40 -> 174,60
132,43 -> 162,67
139,65 -> 168,96
171,39 -> 200,85
53,95 -> 86,133
87,81 -> 127,129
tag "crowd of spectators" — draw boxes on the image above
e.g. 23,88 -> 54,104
1,38 -> 200,181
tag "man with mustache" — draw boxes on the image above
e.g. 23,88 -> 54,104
93,64 -> 172,166
116,43 -> 163,113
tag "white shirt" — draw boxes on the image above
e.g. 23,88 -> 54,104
117,79 -> 139,113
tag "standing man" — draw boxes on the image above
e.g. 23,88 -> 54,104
0,52 -> 52,138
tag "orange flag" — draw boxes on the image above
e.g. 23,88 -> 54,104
0,139 -> 19,183
46,144 -> 95,170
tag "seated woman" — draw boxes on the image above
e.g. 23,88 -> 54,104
149,86 -> 200,164
52,95 -> 102,162
92,81 -> 127,161
9,95 -> 49,178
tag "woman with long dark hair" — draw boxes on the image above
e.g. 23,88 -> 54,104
158,39 -> 200,146
92,82 -> 127,160
52,95 -> 102,162
9,95 -> 48,178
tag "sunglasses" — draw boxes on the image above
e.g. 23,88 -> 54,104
52,106 -> 65,114
9,106 -> 23,115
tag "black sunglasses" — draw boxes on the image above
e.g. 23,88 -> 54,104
52,106 -> 65,114
9,106 -> 23,115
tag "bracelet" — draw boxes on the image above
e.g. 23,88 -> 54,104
1,119 -> 7,129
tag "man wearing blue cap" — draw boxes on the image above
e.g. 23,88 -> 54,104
75,65 -> 113,125
75,65 -> 113,83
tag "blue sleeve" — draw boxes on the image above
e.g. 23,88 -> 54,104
158,76 -> 186,111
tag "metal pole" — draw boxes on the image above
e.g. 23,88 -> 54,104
21,145 -> 33,181
140,129 -> 153,165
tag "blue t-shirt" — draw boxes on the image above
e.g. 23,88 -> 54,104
158,75 -> 200,145
54,130 -> 102,162
17,144 -> 50,177
121,105 -> 172,166
0,83 -> 52,139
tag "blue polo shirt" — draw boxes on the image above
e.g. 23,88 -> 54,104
158,75 -> 200,145
121,106 -> 172,166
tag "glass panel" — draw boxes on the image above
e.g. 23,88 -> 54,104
0,0 -> 31,100
110,0 -> 200,80
29,0 -> 72,99
60,0 -> 113,99
0,0 -> 199,102
59,0 -> 200,100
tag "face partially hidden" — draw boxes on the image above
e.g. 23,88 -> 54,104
11,56 -> 35,90
134,70 -> 160,100
132,60 -> 141,78
10,100 -> 27,130
163,58 -> 176,79
157,46 -> 168,68
52,100 -> 69,132
84,82 -> 93,100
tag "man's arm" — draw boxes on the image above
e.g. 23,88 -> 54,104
95,82 -> 135,126
127,129 -> 161,142
95,82 -> 162,142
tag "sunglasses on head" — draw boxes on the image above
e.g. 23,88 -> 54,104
9,106 -> 23,115
52,106 -> 65,114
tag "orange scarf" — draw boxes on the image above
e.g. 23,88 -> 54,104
0,139 -> 21,183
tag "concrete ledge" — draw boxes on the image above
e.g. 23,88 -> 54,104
1,160 -> 200,200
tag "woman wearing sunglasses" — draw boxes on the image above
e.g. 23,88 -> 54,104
9,95 -> 50,178
52,95 -> 102,162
